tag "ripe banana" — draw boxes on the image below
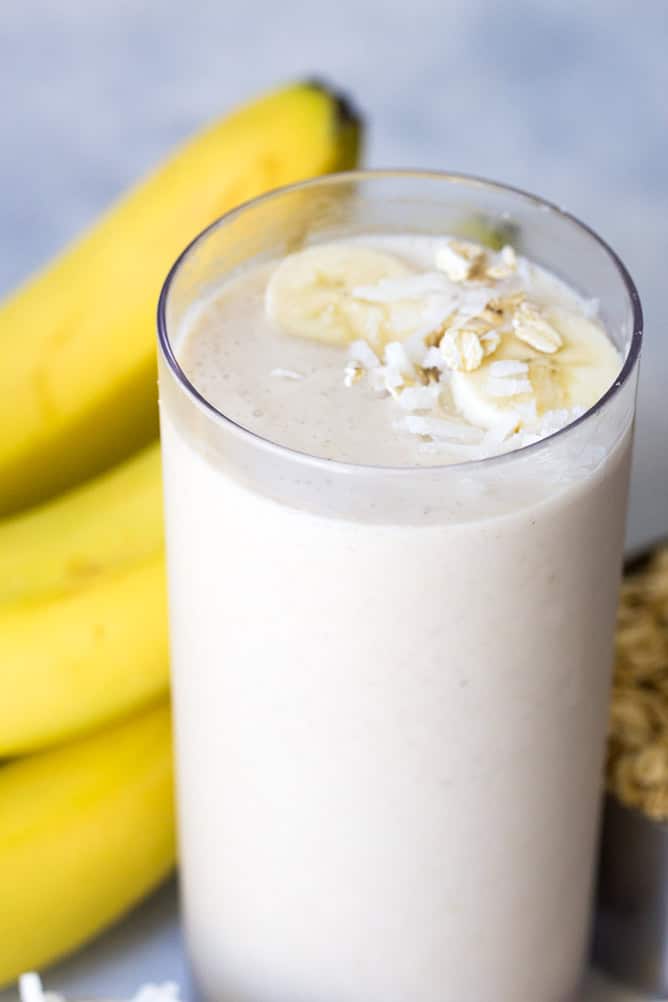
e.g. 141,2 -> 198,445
0,80 -> 362,515
266,243 -> 412,344
0,438 -> 166,756
449,305 -> 620,431
0,702 -> 174,988
0,441 -> 162,605
0,552 -> 167,757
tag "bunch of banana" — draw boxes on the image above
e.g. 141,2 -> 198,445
0,80 -> 361,516
0,80 -> 362,987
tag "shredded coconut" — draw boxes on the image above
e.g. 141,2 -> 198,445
384,342 -> 413,376
488,360 -> 529,377
449,288 -> 495,329
435,241 -> 485,282
396,415 -> 483,443
421,345 -> 447,371
267,235 -> 611,457
19,975 -> 56,1002
271,368 -> 303,380
18,975 -> 181,1002
396,384 -> 442,411
537,407 -> 585,436
343,361 -> 362,388
381,365 -> 406,397
515,399 -> 538,425
348,339 -> 380,369
487,377 -> 533,398
482,412 -> 521,445
132,985 -> 181,1002
352,272 -> 451,303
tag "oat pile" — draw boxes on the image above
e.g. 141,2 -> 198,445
607,544 -> 668,820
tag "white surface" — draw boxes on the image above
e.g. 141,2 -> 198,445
1,1 -> 667,999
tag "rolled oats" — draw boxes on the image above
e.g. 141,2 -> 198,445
512,300 -> 563,353
607,544 -> 668,818
439,329 -> 485,372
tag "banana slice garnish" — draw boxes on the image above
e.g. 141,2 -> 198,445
266,244 -> 414,346
265,239 -> 621,451
450,306 -> 620,434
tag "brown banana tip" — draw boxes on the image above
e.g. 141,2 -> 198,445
301,77 -> 364,129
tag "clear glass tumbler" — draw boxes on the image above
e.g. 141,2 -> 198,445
157,172 -> 642,1002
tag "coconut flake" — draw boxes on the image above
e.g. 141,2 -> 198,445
18,976 -> 181,1002
515,398 -> 538,425
343,361 -> 361,388
482,411 -> 522,444
132,985 -> 182,1002
352,272 -> 451,303
435,242 -> 484,282
348,339 -> 380,369
417,292 -> 459,331
396,415 -> 483,443
421,345 -> 447,371
488,360 -> 529,377
20,975 -> 50,1002
537,407 -> 585,437
396,384 -> 442,411
271,368 -> 304,380
487,377 -> 533,397
402,329 -> 431,365
369,367 -> 390,393
384,341 -> 413,376
381,365 -> 406,397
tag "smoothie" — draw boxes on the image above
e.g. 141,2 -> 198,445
159,209 -> 639,1002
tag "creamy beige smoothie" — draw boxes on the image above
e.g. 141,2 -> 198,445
158,180 -> 641,1002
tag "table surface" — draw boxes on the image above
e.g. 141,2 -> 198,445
0,879 -> 658,1002
1,1 -> 667,999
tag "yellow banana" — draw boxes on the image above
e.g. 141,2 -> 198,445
0,441 -> 162,605
0,80 -> 362,515
0,552 -> 168,757
0,702 -> 175,988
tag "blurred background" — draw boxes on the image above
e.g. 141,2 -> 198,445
2,0 -> 667,549
0,2 -> 666,998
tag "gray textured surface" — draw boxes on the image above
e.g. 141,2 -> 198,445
1,1 -> 667,999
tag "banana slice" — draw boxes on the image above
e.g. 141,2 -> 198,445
450,306 -> 621,435
265,243 -> 413,345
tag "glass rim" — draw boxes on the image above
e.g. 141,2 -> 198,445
156,168 -> 643,475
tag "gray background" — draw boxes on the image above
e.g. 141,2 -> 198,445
1,0 -> 666,999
